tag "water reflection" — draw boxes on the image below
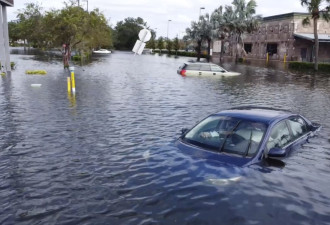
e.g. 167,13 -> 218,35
0,50 -> 329,224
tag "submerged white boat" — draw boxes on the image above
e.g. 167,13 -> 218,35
93,49 -> 111,54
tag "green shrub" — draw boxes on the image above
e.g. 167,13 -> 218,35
72,55 -> 81,61
288,61 -> 330,73
153,50 -> 206,58
11,62 -> 15,69
26,70 -> 47,75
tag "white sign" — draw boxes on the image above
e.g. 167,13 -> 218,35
132,28 -> 151,55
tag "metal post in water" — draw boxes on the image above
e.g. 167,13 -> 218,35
71,72 -> 76,94
67,77 -> 71,93
69,66 -> 76,94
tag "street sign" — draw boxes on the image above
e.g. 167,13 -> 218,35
132,28 -> 151,55
138,29 -> 151,42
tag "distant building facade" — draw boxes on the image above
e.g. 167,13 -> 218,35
214,12 -> 330,62
0,0 -> 13,72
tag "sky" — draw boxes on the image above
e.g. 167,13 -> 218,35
6,0 -> 308,39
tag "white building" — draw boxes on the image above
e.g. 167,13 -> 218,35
0,0 -> 13,73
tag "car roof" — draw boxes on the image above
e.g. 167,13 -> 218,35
184,61 -> 219,66
214,106 -> 296,125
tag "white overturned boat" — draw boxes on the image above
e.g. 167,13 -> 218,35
93,49 -> 111,54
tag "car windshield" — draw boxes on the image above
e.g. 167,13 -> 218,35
183,116 -> 267,157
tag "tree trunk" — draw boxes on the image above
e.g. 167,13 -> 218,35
235,34 -> 239,62
219,39 -> 224,64
313,18 -> 319,71
63,44 -> 71,68
207,38 -> 211,62
197,40 -> 202,62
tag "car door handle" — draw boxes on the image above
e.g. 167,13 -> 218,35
199,72 -> 202,75
213,73 -> 216,75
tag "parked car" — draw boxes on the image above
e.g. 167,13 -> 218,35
177,62 -> 241,77
176,106 -> 320,167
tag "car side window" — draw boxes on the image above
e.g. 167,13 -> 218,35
185,64 -> 200,70
211,65 -> 224,72
200,64 -> 211,71
267,121 -> 291,150
287,116 -> 308,139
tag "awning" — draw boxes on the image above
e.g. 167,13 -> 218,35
294,33 -> 330,43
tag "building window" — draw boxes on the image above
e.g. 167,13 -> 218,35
244,44 -> 252,53
266,43 -> 278,55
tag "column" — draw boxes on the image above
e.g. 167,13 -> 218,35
0,4 -> 6,71
2,5 -> 10,72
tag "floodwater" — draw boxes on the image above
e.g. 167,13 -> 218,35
1,49 -> 330,225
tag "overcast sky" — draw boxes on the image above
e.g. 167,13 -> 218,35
6,0 -> 307,39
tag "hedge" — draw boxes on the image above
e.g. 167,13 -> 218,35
288,61 -> 330,73
152,50 -> 207,58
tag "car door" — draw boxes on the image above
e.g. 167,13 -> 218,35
185,64 -> 200,76
286,116 -> 310,152
199,64 -> 212,76
211,65 -> 227,76
266,120 -> 293,157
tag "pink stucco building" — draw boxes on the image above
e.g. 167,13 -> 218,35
214,12 -> 330,62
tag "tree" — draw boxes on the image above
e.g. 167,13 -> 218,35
16,3 -> 45,47
146,29 -> 157,49
222,0 -> 261,61
186,21 -> 203,61
113,17 -> 146,50
301,0 -> 330,71
199,14 -> 214,62
157,37 -> 164,51
211,6 -> 229,63
173,37 -> 180,53
8,21 -> 21,45
166,39 -> 173,53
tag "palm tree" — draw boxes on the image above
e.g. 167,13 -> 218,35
223,0 -> 261,61
199,14 -> 214,62
211,6 -> 229,63
301,0 -> 330,71
186,14 -> 214,62
186,21 -> 203,61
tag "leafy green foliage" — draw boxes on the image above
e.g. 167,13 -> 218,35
113,17 -> 147,50
288,61 -> 330,72
173,37 -> 180,51
166,40 -> 173,52
157,37 -> 165,50
301,0 -> 330,71
13,1 -> 112,51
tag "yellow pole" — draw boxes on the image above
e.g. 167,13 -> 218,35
266,52 -> 269,63
284,54 -> 287,63
67,77 -> 71,93
71,71 -> 76,93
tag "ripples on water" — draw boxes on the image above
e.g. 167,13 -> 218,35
0,50 -> 330,224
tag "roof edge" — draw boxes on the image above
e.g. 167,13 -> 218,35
263,12 -> 309,21
0,0 -> 14,7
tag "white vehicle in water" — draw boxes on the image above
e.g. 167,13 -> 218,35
177,62 -> 241,77
93,49 -> 111,54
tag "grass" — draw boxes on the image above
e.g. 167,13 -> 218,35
25,70 -> 47,75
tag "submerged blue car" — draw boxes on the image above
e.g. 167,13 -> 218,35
176,107 -> 320,167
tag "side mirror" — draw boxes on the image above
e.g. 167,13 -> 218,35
181,128 -> 189,136
268,147 -> 286,158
